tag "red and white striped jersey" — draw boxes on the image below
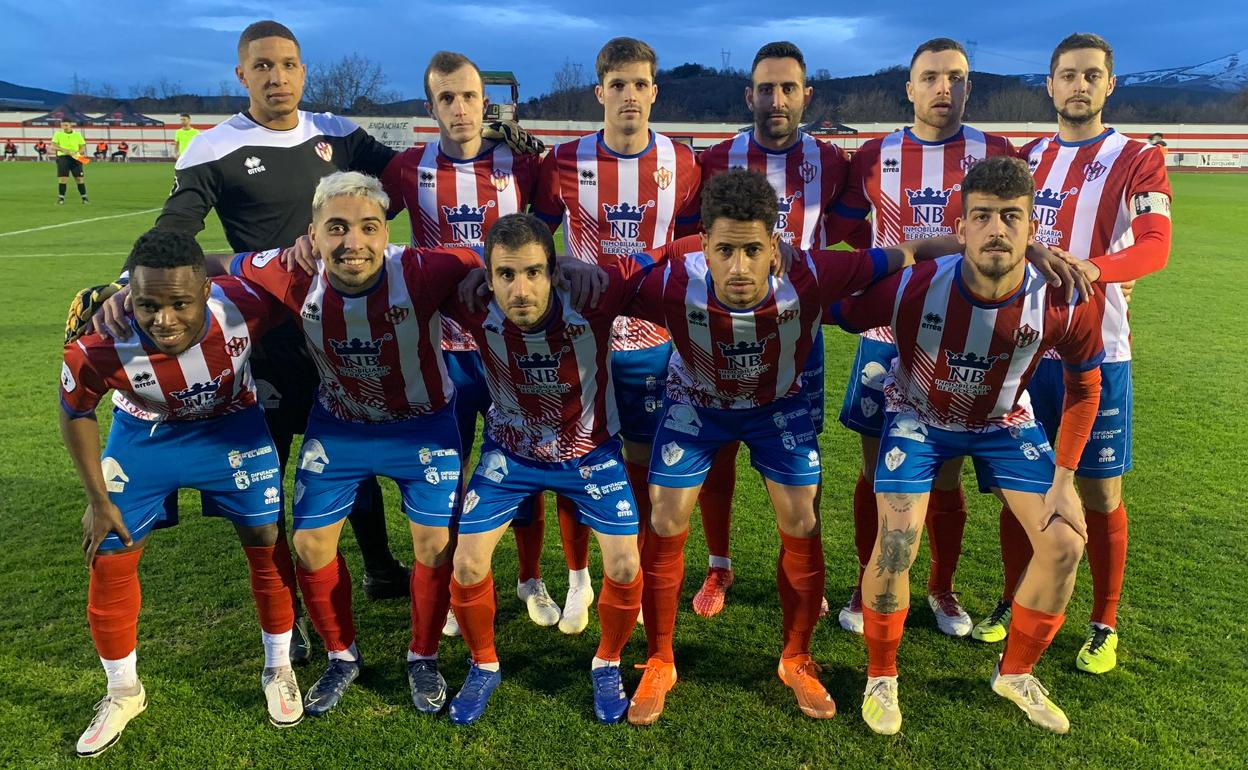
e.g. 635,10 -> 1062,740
233,245 -> 481,423
699,130 -> 849,249
829,256 -> 1106,432
381,142 -> 541,352
533,130 -> 700,351
633,235 -> 887,409
443,259 -> 650,461
1023,129 -> 1171,363
60,277 -> 283,421
834,126 -> 1016,342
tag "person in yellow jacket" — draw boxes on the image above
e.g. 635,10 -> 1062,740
52,119 -> 90,204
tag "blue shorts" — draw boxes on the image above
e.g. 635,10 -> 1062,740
649,395 -> 822,488
292,403 -> 462,531
1027,358 -> 1132,479
802,329 -> 827,434
873,410 -> 1056,495
98,406 -> 282,551
444,349 -> 491,455
611,342 -> 672,443
460,438 -> 638,536
838,336 -> 897,438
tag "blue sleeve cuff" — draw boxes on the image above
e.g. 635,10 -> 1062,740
1063,351 -> 1105,373
533,209 -> 562,225
869,248 -> 890,283
827,302 -> 863,334
675,214 -> 701,225
60,396 -> 96,419
627,250 -> 656,268
229,252 -> 247,276
833,202 -> 870,220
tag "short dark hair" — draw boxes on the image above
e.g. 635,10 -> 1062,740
910,38 -> 968,71
700,169 -> 778,232
960,156 -> 1035,213
484,214 -> 556,274
237,20 -> 300,60
1050,33 -> 1113,76
180,113 -> 191,119
1149,132 -> 1164,139
125,228 -> 206,275
751,41 -> 806,78
424,51 -> 483,102
595,37 -> 657,83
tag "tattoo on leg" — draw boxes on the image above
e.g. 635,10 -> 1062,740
872,591 -> 899,614
875,514 -> 918,578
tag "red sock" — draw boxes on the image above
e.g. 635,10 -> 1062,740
295,553 -> 356,653
1086,503 -> 1128,628
625,461 -> 652,555
999,505 -> 1033,604
88,549 -> 144,659
409,560 -> 451,656
1000,603 -> 1064,675
556,495 -> 590,572
853,473 -> 877,587
777,531 -> 826,660
595,571 -> 643,661
641,529 -> 689,663
450,573 -> 498,664
242,543 -> 296,634
925,487 -> 967,594
513,495 -> 545,583
862,606 -> 907,678
698,443 -> 739,560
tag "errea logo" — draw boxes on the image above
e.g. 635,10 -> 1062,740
244,156 -> 266,175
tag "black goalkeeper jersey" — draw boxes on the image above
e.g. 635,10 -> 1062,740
156,109 -> 396,253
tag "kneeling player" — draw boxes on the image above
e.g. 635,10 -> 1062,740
444,214 -> 642,725
827,156 -> 1105,734
61,229 -> 302,757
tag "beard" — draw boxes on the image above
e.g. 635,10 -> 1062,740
756,109 -> 802,141
1057,100 -> 1102,125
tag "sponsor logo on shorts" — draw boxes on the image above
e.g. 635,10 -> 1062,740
1097,407 -> 1120,417
234,469 -> 251,490
101,457 -> 128,493
662,403 -> 703,436
616,499 -> 633,518
781,431 -> 796,450
644,397 -> 660,413
661,441 -> 684,466
887,414 -> 928,444
807,449 -> 820,468
425,466 -> 440,485
61,362 -> 76,392
1092,429 -> 1121,440
417,446 -> 455,465
1021,443 -> 1041,460
228,445 -> 273,470
1098,447 -> 1116,463
264,486 -> 280,505
578,458 -> 619,479
772,411 -> 788,429
299,439 -> 328,474
463,490 -> 480,514
884,447 -> 906,472
477,451 -> 509,482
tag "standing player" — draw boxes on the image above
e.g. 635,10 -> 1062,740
52,119 -> 89,204
828,156 -> 1105,734
61,229 -> 303,756
533,37 -> 700,634
694,40 -> 858,616
443,214 -> 643,725
173,113 -> 199,160
825,38 -> 1016,638
983,33 -> 1172,673
154,20 -> 411,615
381,51 -> 556,632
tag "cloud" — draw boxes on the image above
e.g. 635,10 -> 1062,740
430,3 -> 603,32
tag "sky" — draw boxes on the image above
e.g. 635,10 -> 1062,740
2,0 -> 1245,101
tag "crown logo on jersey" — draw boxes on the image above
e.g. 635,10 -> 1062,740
775,191 -> 801,232
799,160 -> 817,184
882,158 -> 900,172
513,350 -> 564,370
385,305 -> 409,325
717,339 -> 767,358
172,372 -> 227,409
1034,187 -> 1076,209
906,186 -> 953,207
443,200 -> 497,225
653,166 -> 673,190
315,141 -> 333,163
490,168 -> 511,192
1084,161 -> 1107,182
944,350 -> 1007,371
603,201 -> 653,223
132,371 -> 155,386
514,347 -> 569,387
331,336 -> 389,358
225,336 -> 248,356
1014,324 -> 1040,348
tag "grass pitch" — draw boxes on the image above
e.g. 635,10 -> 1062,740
1,161 -> 1245,768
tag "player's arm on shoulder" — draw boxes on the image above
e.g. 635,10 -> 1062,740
378,149 -> 412,219
529,150 -> 565,231
1088,152 -> 1172,284
824,267 -> 906,334
809,244 -> 902,303
344,122 -> 398,177
673,153 -> 702,238
154,159 -> 219,235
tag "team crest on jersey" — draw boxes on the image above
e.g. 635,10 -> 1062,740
225,336 -> 248,356
921,312 -> 944,331
798,160 -> 817,184
443,201 -> 497,244
385,305 -> 410,325
775,191 -> 801,233
938,351 -> 1008,396
653,166 -> 673,190
661,441 -> 684,467
315,142 -> 333,163
959,154 -> 980,172
489,168 -> 511,192
101,457 -> 129,493
882,158 -> 900,172
329,335 -> 393,379
172,372 -> 228,415
717,335 -> 775,380
1083,160 -> 1107,182
1033,187 -> 1078,244
603,201 -> 655,248
1014,324 -> 1040,348
884,447 -> 906,472
514,348 -> 570,394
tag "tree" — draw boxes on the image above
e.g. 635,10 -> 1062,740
303,54 -> 399,113
547,59 -> 593,119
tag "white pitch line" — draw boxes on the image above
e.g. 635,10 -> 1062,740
0,208 -> 162,238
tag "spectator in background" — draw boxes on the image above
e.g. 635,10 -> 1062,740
35,140 -> 48,161
3,141 -> 16,161
111,141 -> 129,162
173,113 -> 199,160
1148,132 -> 1168,160
93,141 -> 108,161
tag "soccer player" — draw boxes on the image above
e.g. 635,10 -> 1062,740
52,119 -> 89,204
3,140 -> 16,160
443,214 -> 644,725
533,37 -> 700,634
173,113 -> 199,160
985,33 -> 1172,673
825,38 -> 1017,638
827,156 -> 1105,735
381,51 -> 556,633
61,228 -> 303,757
693,40 -> 858,616
153,20 -> 410,613
627,169 -> 956,726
